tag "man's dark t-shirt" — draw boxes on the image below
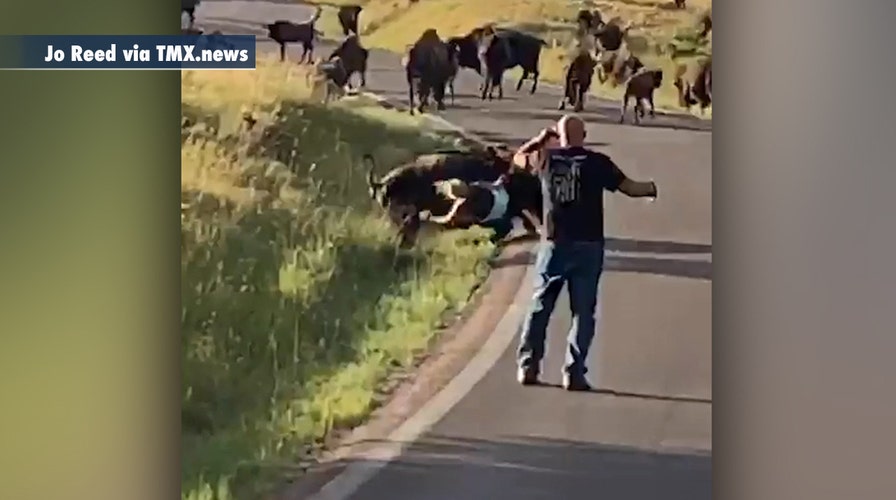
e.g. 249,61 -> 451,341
540,146 -> 626,242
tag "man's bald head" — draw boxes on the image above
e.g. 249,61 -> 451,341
557,114 -> 586,147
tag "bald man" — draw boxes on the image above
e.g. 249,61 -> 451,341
512,114 -> 657,391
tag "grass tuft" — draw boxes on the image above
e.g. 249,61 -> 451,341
181,57 -> 495,499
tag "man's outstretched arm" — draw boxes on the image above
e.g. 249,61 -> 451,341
618,178 -> 657,198
605,160 -> 658,198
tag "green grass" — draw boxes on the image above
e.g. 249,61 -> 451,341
181,58 -> 496,500
308,0 -> 712,117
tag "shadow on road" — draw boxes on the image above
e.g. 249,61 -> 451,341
525,383 -> 712,404
605,255 -> 711,281
605,237 -> 712,255
295,435 -> 711,499
474,106 -> 713,133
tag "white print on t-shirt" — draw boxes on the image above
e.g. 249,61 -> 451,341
549,155 -> 584,204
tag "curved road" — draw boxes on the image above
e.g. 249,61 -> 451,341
196,3 -> 712,498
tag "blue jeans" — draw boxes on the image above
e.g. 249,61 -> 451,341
517,240 -> 604,378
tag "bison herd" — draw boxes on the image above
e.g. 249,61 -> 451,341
180,2 -> 712,121
273,4 -> 714,122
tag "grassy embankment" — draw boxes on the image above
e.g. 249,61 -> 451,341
309,0 -> 712,117
181,57 -> 495,500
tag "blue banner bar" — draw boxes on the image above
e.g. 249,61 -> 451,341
0,35 -> 257,70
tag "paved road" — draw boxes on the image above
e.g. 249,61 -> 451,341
197,3 -> 712,498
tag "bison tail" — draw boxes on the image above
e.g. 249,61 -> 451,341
311,5 -> 323,23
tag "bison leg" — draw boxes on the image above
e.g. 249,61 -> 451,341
633,99 -> 642,125
530,69 -> 539,94
434,83 -> 447,111
516,71 -> 527,92
407,78 -> 416,114
648,94 -> 656,118
302,42 -> 314,64
574,83 -> 585,112
418,84 -> 430,113
398,214 -> 421,248
278,42 -> 286,62
620,93 -> 629,123
485,73 -> 499,100
497,78 -> 504,100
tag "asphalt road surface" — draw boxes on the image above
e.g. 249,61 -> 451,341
196,3 -> 712,498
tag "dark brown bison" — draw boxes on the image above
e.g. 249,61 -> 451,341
364,148 -> 525,247
593,18 -> 631,53
674,57 -> 712,114
576,9 -> 605,32
265,6 -> 323,63
476,26 -> 513,100
558,52 -> 597,112
328,34 -> 369,89
337,5 -> 363,36
502,29 -> 548,93
674,0 -> 686,9
448,27 -> 546,95
619,69 -> 663,125
403,29 -> 454,113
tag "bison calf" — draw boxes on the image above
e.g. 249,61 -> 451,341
620,69 -> 663,125
265,6 -> 322,63
559,53 -> 597,112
